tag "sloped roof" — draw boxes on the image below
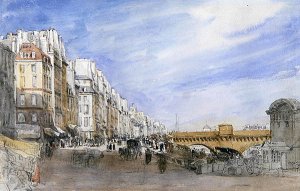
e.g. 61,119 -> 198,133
15,43 -> 50,62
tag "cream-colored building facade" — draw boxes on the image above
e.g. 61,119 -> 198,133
15,43 -> 52,140
1,29 -> 67,132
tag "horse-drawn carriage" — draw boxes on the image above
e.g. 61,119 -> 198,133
119,139 -> 142,160
72,149 -> 104,167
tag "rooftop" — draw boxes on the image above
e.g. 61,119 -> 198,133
15,43 -> 50,63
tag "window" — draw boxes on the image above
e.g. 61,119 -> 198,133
20,65 -> 25,73
18,113 -> 25,123
32,94 -> 37,106
263,150 -> 269,163
43,95 -> 46,106
48,77 -> 51,89
285,121 -> 289,128
31,64 -> 36,73
83,96 -> 87,103
68,99 -> 71,109
32,76 -> 37,87
43,113 -> 47,124
84,105 -> 89,114
20,94 -> 25,105
79,117 -> 82,126
84,117 -> 88,127
272,151 -> 281,163
32,113 -> 37,122
20,76 -> 25,88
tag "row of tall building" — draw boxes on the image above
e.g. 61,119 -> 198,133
0,28 -> 166,143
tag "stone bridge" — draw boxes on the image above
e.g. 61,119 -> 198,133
171,124 -> 271,154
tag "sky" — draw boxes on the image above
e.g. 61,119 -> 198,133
0,0 -> 300,131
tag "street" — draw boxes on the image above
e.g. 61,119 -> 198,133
34,148 -> 300,191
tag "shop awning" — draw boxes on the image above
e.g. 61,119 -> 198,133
44,128 -> 59,137
55,126 -> 66,134
68,124 -> 77,129
66,124 -> 79,137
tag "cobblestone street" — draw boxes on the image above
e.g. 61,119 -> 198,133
34,148 -> 300,191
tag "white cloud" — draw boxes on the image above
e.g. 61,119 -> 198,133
273,70 -> 295,79
189,0 -> 285,33
157,0 -> 285,62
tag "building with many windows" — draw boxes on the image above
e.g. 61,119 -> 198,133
66,61 -> 79,135
109,89 -> 119,138
77,84 -> 94,140
1,29 -> 68,134
118,97 -> 130,139
15,43 -> 53,140
95,70 -> 107,140
75,59 -> 98,140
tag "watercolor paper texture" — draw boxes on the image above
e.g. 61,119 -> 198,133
0,0 -> 300,190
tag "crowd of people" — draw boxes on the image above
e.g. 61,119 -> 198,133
42,135 -> 170,173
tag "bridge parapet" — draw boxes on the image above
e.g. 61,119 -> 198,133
171,126 -> 271,154
233,130 -> 270,137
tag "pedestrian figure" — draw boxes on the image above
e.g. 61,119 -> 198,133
145,148 -> 152,165
159,143 -> 164,152
45,143 -> 51,158
192,149 -> 195,158
60,139 -> 65,148
32,163 -> 40,185
157,153 -> 167,173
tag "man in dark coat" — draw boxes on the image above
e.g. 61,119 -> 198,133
145,148 -> 152,165
157,153 -> 167,173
